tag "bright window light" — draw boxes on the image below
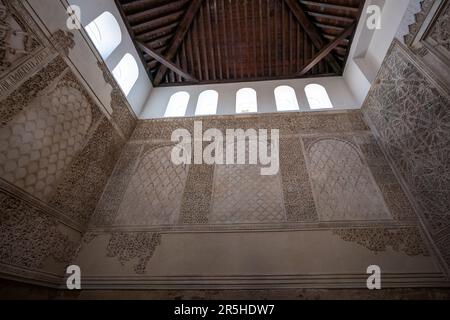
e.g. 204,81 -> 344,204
274,85 -> 300,111
85,11 -> 122,60
165,92 -> 190,117
305,84 -> 333,110
195,90 -> 219,116
112,53 -> 139,96
236,88 -> 257,113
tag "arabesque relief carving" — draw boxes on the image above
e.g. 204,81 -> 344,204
106,232 -> 162,274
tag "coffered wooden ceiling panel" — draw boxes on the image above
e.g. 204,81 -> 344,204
115,0 -> 365,87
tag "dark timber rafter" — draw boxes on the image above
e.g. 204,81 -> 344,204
153,0 -> 204,86
297,21 -> 356,76
115,0 -> 364,86
283,0 -> 343,74
137,41 -> 198,82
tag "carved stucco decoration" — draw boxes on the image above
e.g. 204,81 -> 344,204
427,1 -> 450,51
362,40 -> 450,268
279,137 -> 318,222
130,111 -> 368,142
48,117 -> 124,228
106,232 -> 162,274
333,227 -> 430,257
180,163 -> 213,224
50,30 -> 75,57
0,73 -> 93,201
404,0 -> 436,46
115,146 -> 188,226
0,190 -> 79,270
0,0 -> 42,76
210,142 -> 285,224
354,134 -> 417,221
304,137 -> 391,222
0,56 -> 67,126
91,143 -> 142,226
97,61 -> 136,139
363,42 -> 450,233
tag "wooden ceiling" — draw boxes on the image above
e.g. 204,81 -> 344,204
115,0 -> 365,87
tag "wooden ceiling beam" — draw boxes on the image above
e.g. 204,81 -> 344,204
153,0 -> 204,86
300,1 -> 360,13
284,0 -> 342,74
306,11 -> 355,23
127,0 -> 188,25
137,41 -> 198,82
297,22 -> 356,76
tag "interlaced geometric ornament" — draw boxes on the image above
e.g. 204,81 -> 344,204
115,146 -> 188,226
308,139 -> 391,221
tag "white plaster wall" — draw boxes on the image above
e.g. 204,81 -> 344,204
68,0 -> 152,115
141,77 -> 359,119
344,0 -> 411,105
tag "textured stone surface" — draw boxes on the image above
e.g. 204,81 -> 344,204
362,40 -> 450,268
0,0 -> 136,284
0,78 -> 93,200
106,232 -> 162,274
115,146 -> 188,226
0,189 -> 79,271
333,227 -> 429,256
211,163 -> 285,224
304,137 -> 391,222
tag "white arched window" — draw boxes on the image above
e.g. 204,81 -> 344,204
236,88 -> 257,113
85,11 -> 122,60
274,85 -> 300,111
305,84 -> 333,109
165,92 -> 190,117
195,90 -> 219,116
112,53 -> 139,96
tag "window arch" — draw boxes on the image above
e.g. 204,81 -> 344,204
85,11 -> 122,60
112,53 -> 139,96
305,84 -> 333,109
195,90 -> 219,116
164,92 -> 190,117
274,85 -> 300,111
236,88 -> 257,113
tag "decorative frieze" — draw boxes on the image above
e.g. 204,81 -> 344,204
106,232 -> 162,274
333,227 -> 430,257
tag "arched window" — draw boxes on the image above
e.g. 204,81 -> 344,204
236,88 -> 257,113
195,90 -> 219,116
274,85 -> 300,111
164,92 -> 190,117
85,11 -> 122,60
305,84 -> 333,109
112,53 -> 139,96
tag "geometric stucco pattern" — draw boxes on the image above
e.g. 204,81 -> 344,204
211,162 -> 285,224
47,117 -> 124,228
106,232 -> 162,274
115,146 -> 188,226
0,0 -> 43,76
403,0 -> 436,46
279,137 -> 318,222
427,1 -> 450,51
362,41 -> 450,267
179,163 -> 214,225
90,143 -> 143,227
0,81 -> 92,200
333,227 -> 430,257
304,137 -> 391,222
362,42 -> 450,233
97,61 -> 137,140
0,0 -> 139,287
0,189 -> 79,271
354,134 -> 417,221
